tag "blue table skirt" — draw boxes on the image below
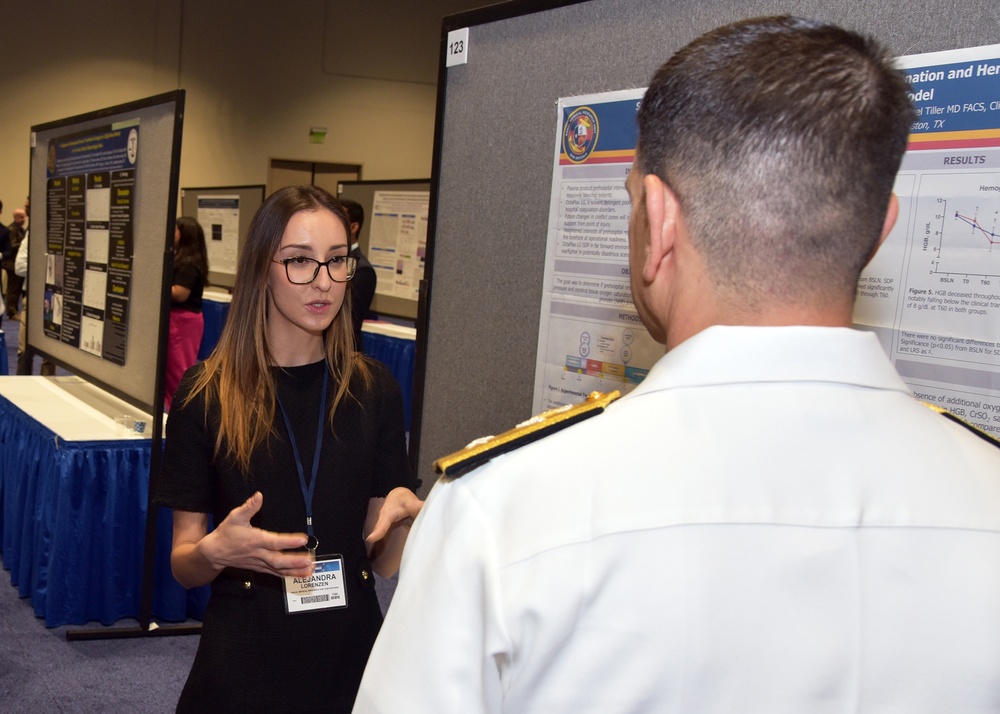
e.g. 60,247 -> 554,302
0,395 -> 208,627
198,298 -> 229,361
363,331 -> 416,431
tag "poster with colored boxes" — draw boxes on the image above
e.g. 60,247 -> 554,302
44,121 -> 138,365
532,90 -> 660,413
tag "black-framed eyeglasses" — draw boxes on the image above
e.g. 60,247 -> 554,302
272,255 -> 357,284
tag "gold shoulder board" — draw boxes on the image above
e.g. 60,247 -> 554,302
924,402 -> 1000,449
434,390 -> 621,478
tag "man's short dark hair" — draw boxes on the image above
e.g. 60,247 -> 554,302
339,198 -> 365,234
636,16 -> 916,304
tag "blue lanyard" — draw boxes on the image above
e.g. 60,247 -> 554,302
275,367 -> 329,554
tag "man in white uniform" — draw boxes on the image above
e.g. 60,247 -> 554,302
354,16 -> 1000,713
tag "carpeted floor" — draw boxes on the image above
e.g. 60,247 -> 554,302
0,314 -> 197,711
0,555 -> 198,713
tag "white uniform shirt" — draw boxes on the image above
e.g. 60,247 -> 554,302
355,326 -> 1000,713
14,231 -> 28,282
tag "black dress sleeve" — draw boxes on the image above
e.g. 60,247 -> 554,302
172,265 -> 205,313
155,365 -> 219,513
172,264 -> 200,291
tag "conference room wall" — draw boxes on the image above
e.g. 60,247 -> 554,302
0,0 -> 437,216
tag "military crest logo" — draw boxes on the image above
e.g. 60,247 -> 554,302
563,106 -> 600,163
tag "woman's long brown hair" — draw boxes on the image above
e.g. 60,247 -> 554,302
182,185 -> 371,472
174,216 -> 209,280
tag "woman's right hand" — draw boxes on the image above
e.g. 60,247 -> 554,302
200,491 -> 315,579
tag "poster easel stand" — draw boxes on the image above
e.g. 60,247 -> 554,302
24,90 -> 200,641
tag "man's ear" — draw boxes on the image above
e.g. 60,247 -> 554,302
642,174 -> 678,283
879,193 -> 898,245
865,193 -> 898,267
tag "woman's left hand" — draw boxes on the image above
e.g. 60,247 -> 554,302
365,487 -> 423,544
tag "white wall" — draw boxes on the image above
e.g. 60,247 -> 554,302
0,0 -> 440,220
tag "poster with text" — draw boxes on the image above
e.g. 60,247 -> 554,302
535,43 -> 1000,433
45,121 -> 138,365
368,191 -> 428,301
532,90 -> 662,413
854,42 -> 1000,437
197,195 -> 240,275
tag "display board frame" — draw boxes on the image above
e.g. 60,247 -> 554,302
27,90 -> 185,418
337,179 -> 430,321
179,184 -> 265,290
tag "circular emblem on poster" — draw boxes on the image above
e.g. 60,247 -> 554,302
127,128 -> 139,164
563,106 -> 599,163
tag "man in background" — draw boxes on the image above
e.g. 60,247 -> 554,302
354,16 -> 1000,713
5,206 -> 27,319
340,197 -> 377,353
16,196 -> 55,376
0,201 -> 11,327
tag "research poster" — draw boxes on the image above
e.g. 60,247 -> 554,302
197,195 -> 240,276
44,121 -> 139,365
369,190 -> 428,301
532,90 -> 662,412
855,42 -> 1000,437
534,43 -> 1000,435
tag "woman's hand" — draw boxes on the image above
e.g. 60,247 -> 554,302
172,492 -> 314,587
365,487 -> 424,544
364,487 -> 424,578
205,491 -> 315,577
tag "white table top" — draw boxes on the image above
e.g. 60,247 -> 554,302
362,321 -> 416,340
0,376 -> 154,443
203,288 -> 233,304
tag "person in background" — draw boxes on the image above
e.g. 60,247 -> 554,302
14,196 -> 55,376
156,186 -> 422,713
0,200 -> 11,328
353,16 -> 1000,713
339,197 -> 376,353
164,216 -> 209,410
5,207 -> 26,319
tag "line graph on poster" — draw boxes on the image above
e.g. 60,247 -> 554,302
929,197 -> 1000,282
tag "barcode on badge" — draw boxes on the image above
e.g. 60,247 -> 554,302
302,594 -> 330,604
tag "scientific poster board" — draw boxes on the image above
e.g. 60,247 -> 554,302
855,43 -> 1000,433
413,0 -> 1000,491
179,185 -> 264,289
534,45 -> 1000,425
28,91 -> 184,415
338,179 -> 429,320
532,89 -> 659,413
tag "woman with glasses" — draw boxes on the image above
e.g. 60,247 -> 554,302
156,185 -> 422,713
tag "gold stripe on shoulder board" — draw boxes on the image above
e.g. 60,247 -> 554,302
923,402 -> 1000,449
434,390 -> 621,478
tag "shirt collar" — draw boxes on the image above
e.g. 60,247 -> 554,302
624,325 -> 910,400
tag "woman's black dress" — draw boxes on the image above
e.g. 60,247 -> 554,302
156,359 -> 412,713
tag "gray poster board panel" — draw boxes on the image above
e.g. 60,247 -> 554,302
180,185 -> 265,289
337,179 -> 430,321
28,91 -> 184,416
415,0 -> 1000,488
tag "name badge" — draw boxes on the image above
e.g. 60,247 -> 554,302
283,555 -> 347,614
